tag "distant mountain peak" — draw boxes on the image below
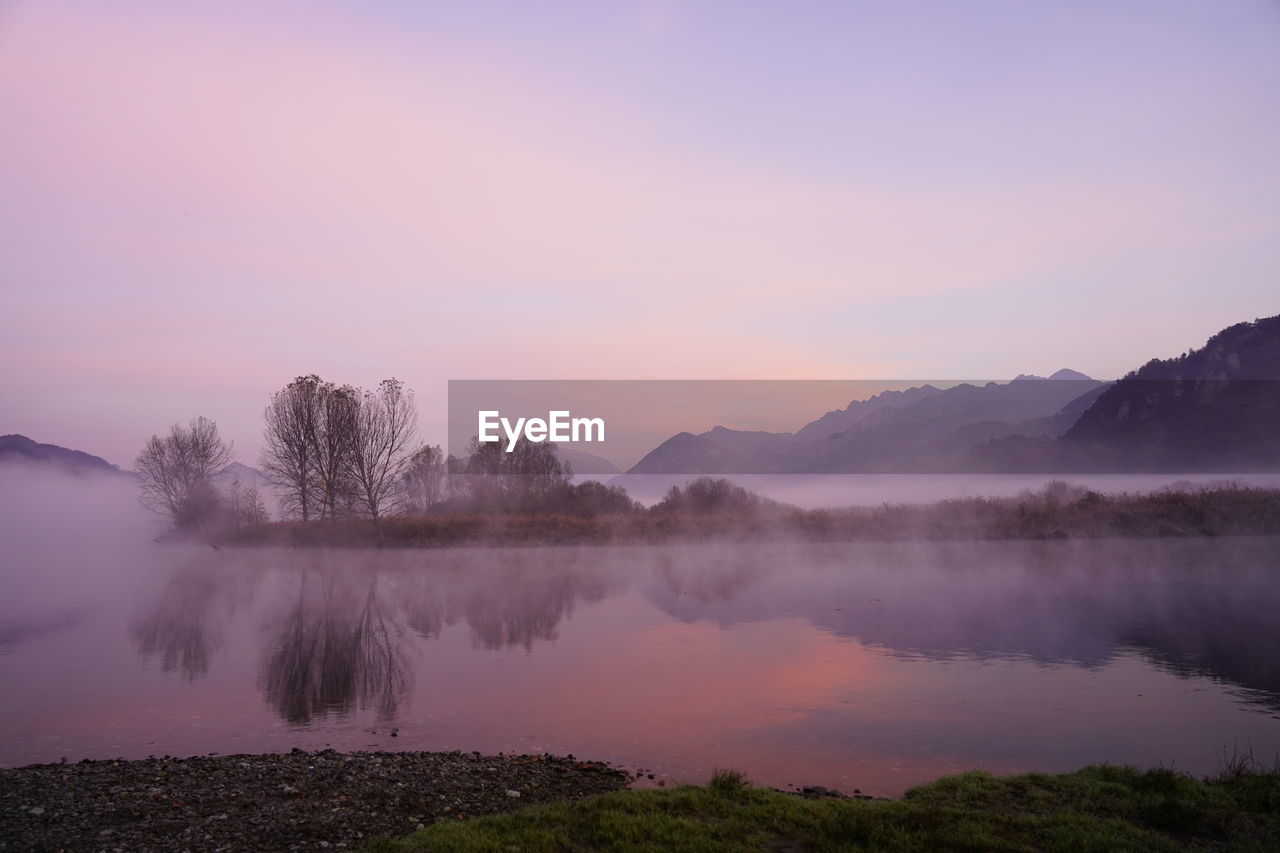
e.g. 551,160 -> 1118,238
0,434 -> 123,474
218,461 -> 265,481
627,376 -> 1101,475
1013,369 -> 1094,381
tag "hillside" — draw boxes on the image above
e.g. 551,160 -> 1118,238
628,374 -> 1100,475
1060,314 -> 1280,471
0,434 -> 124,475
555,446 -> 621,476
799,377 -> 1102,473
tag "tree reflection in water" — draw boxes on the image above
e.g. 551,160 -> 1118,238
131,553 -> 238,681
130,546 -> 624,726
260,558 -> 409,725
390,548 -> 623,651
130,538 -> 1280,728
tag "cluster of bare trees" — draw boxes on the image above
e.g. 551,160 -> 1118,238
402,444 -> 448,513
261,376 -> 434,529
447,436 -> 574,512
135,416 -> 234,531
134,381 -> 641,536
226,477 -> 270,531
135,398 -> 638,536
136,416 -> 271,533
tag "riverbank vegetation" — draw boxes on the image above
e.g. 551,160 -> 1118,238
366,763 -> 1280,853
136,377 -> 1280,545
226,479 -> 1280,547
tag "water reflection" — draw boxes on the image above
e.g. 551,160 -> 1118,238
130,538 -> 1280,729
447,559 -> 617,650
131,548 -> 628,723
0,611 -> 85,653
251,559 -> 406,723
131,554 -> 237,680
643,539 -> 1280,708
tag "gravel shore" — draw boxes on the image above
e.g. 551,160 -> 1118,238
0,749 -> 631,852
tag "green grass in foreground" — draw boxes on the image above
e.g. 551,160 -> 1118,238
364,765 -> 1280,853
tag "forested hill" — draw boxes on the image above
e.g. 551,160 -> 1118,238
1059,314 -> 1280,471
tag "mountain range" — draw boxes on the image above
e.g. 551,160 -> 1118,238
627,314 -> 1280,474
7,314 -> 1279,481
628,374 -> 1105,474
1059,315 -> 1280,471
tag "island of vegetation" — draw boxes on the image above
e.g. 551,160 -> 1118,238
224,477 -> 1280,549
128,375 -> 1280,548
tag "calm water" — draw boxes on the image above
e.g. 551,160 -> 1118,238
3,535 -> 1280,796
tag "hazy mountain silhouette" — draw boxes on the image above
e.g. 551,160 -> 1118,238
629,385 -> 947,474
631,314 -> 1280,474
628,375 -> 1101,474
628,427 -> 810,475
961,314 -> 1280,472
1059,314 -> 1280,471
1012,368 -> 1095,382
797,378 -> 1102,473
792,385 -> 945,441
556,446 -> 621,475
213,461 -> 269,488
0,434 -> 123,475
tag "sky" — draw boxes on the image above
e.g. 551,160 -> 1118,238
2,0 -> 1278,468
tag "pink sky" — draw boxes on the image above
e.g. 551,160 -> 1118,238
2,1 -> 1278,467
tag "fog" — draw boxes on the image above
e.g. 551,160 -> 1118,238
105,537 -> 1280,698
3,464 -> 1279,792
0,462 -> 161,644
607,472 -> 1280,508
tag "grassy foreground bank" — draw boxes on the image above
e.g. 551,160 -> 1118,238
364,765 -> 1280,853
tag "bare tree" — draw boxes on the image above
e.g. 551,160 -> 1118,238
508,438 -> 573,509
312,381 -> 358,521
347,378 -> 418,530
402,444 -> 446,514
262,375 -> 323,521
241,482 -> 270,526
135,416 -> 232,530
227,478 -> 245,533
227,478 -> 271,531
446,437 -> 572,512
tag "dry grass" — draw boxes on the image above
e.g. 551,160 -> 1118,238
226,484 -> 1280,548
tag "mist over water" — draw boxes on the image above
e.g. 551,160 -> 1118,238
0,464 -> 157,645
3,466 -> 1280,796
607,473 -> 1280,508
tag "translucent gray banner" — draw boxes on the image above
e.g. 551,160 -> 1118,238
447,378 -> 1280,476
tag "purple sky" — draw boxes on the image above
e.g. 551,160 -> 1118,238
2,1 -> 1278,468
